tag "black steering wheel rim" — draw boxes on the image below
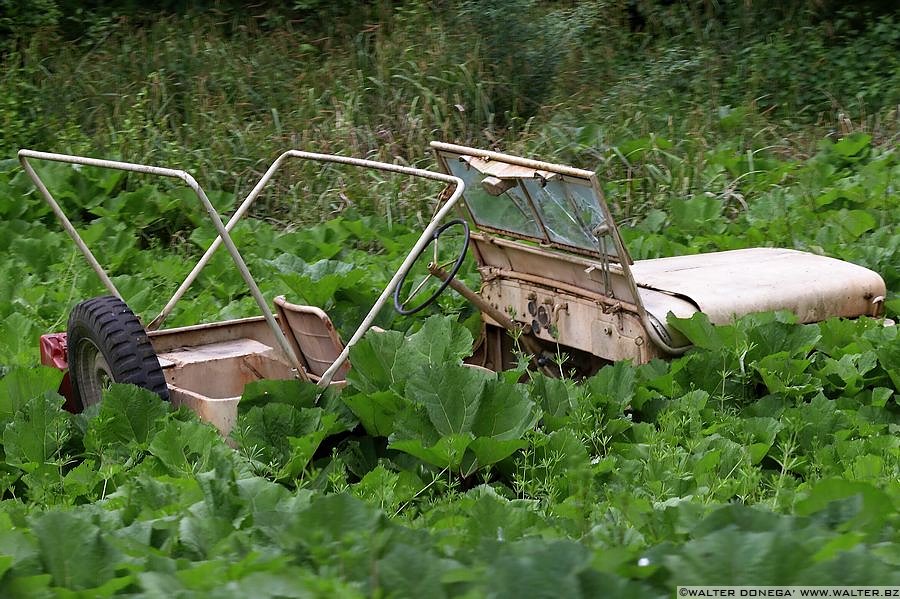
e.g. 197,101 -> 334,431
393,218 -> 470,316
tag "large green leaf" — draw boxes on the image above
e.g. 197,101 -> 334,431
345,330 -> 406,394
831,132 -> 872,158
343,391 -> 405,437
669,196 -> 724,236
352,464 -> 422,512
375,542 -> 451,598
836,209 -> 877,238
667,312 -> 726,351
148,418 -> 226,475
482,539 -> 592,598
286,493 -> 384,547
280,412 -> 338,479
798,546 -> 900,584
346,317 -> 475,397
0,367 -> 64,420
238,379 -> 319,412
84,384 -> 170,455
754,352 -> 820,399
746,319 -> 821,360
662,527 -> 811,585
529,373 -> 573,429
269,255 -> 364,307
738,417 -> 782,464
587,360 -> 636,411
817,352 -> 878,396
463,486 -> 544,543
30,510 -> 121,590
178,459 -> 245,559
404,316 -> 473,366
0,512 -> 40,584
3,392 -> 70,468
405,363 -> 488,436
795,479 -> 894,536
471,379 -> 536,441
235,403 -> 328,467
390,433 -> 475,470
469,437 -> 527,466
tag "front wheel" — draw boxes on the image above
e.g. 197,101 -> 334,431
67,295 -> 169,410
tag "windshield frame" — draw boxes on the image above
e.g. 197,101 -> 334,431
433,146 -> 630,264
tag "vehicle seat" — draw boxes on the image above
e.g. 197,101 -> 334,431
273,295 -> 349,383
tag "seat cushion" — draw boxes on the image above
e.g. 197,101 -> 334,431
273,296 -> 348,381
631,247 -> 885,327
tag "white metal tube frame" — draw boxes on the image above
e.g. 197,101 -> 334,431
18,149 -> 308,376
153,150 -> 466,387
18,149 -> 465,389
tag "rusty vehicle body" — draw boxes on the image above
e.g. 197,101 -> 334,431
20,143 -> 888,435
430,142 -> 887,372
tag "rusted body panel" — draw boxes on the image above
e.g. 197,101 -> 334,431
480,279 -> 657,363
148,319 -> 294,435
148,316 -> 278,353
146,308 -> 354,434
432,142 -> 890,367
159,338 -> 290,396
167,387 -> 241,438
630,248 -> 886,323
477,239 -> 886,363
472,234 -> 638,305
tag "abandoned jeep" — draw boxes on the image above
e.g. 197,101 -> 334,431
20,143 -> 888,434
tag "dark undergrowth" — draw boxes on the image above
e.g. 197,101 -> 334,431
1,0 -> 897,226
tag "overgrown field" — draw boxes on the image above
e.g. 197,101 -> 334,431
1,1 -> 899,595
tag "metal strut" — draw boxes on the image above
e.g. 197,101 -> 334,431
18,148 -> 467,387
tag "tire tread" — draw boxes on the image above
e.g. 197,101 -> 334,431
67,295 -> 169,409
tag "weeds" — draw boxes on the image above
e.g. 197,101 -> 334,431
2,2 -> 897,229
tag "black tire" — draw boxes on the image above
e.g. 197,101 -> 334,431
67,295 -> 169,411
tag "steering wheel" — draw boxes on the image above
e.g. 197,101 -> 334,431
393,219 -> 470,315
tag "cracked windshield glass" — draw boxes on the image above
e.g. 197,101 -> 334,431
446,155 -> 616,256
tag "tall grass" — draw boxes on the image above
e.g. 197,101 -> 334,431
2,2 -> 897,226
3,12 -> 479,223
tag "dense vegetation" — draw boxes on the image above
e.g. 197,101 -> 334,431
0,1 -> 898,595
3,0 -> 898,218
